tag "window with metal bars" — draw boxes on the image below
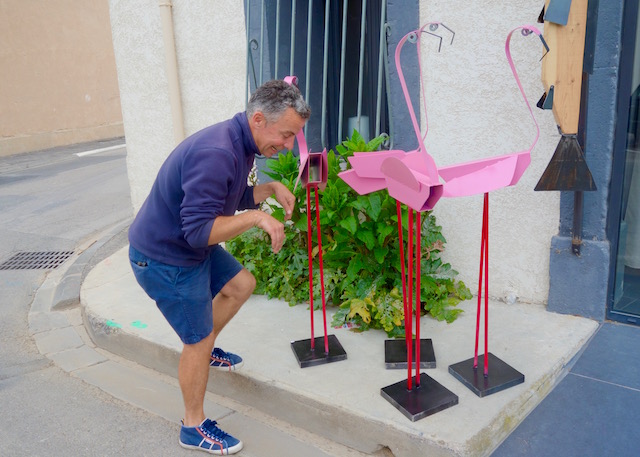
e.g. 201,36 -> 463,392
244,0 -> 395,156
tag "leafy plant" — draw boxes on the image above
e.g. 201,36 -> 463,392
226,131 -> 471,337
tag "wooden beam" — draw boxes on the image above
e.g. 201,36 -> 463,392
541,0 -> 589,134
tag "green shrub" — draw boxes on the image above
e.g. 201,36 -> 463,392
226,132 -> 471,337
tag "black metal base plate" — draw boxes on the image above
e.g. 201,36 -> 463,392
291,334 -> 347,368
448,352 -> 524,398
380,372 -> 458,422
384,338 -> 436,369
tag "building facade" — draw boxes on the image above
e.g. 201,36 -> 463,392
108,0 -> 640,329
0,0 -> 123,156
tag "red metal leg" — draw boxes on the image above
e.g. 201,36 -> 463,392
306,186 -> 315,350
450,194 -> 524,395
314,186 -> 329,354
415,211 -> 421,387
396,201 -> 408,330
407,209 -> 414,390
395,202 -> 411,388
474,241 -> 483,367
473,193 -> 490,374
483,193 -> 489,376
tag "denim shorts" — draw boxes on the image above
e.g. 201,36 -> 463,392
128,244 -> 243,344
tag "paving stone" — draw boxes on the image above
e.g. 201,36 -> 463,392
33,326 -> 83,355
222,413 -> 332,457
72,360 -> 233,424
73,323 -> 97,348
49,345 -> 108,372
63,307 -> 83,326
28,311 -> 70,334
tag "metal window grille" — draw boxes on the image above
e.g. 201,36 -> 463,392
245,0 -> 391,152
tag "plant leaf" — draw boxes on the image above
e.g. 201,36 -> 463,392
339,216 -> 358,235
367,194 -> 382,221
347,298 -> 371,324
373,245 -> 389,263
356,229 -> 376,250
225,130 -> 470,337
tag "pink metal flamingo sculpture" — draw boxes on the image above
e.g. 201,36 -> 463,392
284,76 -> 347,368
339,23 -> 459,421
390,25 -> 548,397
339,22 -> 547,418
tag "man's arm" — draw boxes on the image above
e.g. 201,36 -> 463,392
253,181 -> 295,220
208,182 -> 294,253
208,209 -> 285,253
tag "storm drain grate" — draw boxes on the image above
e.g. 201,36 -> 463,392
0,251 -> 74,270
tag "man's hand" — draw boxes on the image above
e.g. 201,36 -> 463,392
271,181 -> 296,221
255,211 -> 286,253
253,181 -> 296,221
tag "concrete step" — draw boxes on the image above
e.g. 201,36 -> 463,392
79,246 -> 599,457
29,306 -> 379,457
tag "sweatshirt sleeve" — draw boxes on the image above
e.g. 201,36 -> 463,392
238,186 -> 258,211
179,147 -> 235,249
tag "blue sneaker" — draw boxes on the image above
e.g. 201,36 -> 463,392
210,347 -> 243,371
179,418 -> 243,455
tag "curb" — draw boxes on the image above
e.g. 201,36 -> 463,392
28,218 -> 133,363
78,247 -> 601,457
27,219 -> 375,457
53,218 -> 133,310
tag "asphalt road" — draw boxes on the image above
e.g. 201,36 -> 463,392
0,140 -> 199,456
0,140 -> 387,457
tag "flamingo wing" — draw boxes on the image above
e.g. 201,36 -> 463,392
338,169 -> 388,195
380,157 -> 443,212
439,154 -> 521,197
347,150 -> 406,178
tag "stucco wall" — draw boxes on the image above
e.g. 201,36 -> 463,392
111,0 -> 559,306
0,0 -> 124,156
417,1 -> 560,305
108,0 -> 246,210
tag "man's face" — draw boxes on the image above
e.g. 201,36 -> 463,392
250,107 -> 307,157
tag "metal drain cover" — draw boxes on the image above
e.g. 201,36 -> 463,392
0,251 -> 74,270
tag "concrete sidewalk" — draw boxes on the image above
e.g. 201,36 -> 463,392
78,245 -> 598,457
28,229 -> 373,457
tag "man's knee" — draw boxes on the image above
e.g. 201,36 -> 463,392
236,269 -> 256,297
221,268 -> 256,300
183,329 -> 215,353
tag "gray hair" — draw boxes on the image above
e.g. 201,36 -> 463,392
247,79 -> 311,123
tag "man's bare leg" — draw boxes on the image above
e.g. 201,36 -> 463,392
179,331 -> 215,427
179,268 -> 255,426
211,268 -> 256,339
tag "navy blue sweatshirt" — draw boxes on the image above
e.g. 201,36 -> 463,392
129,112 -> 259,266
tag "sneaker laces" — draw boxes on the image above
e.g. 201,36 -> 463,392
201,419 -> 231,442
212,348 -> 231,361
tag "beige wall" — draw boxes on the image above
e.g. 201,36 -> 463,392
420,1 -> 559,304
0,0 -> 124,156
109,0 -> 247,210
